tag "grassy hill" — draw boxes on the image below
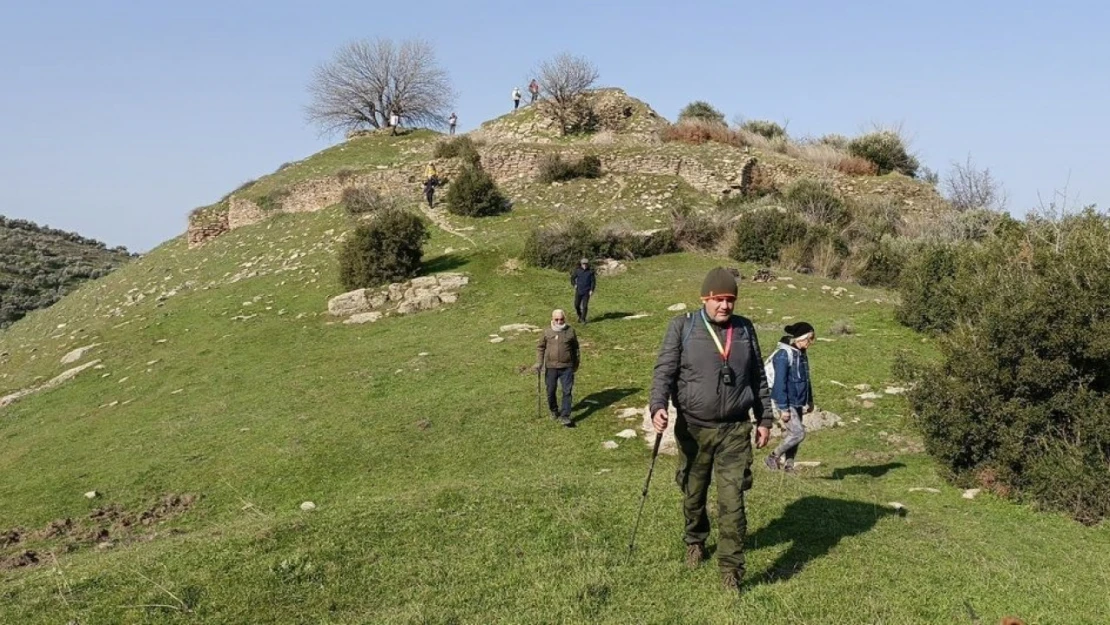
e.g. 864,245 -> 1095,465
0,216 -> 133,327
2,109 -> 1108,624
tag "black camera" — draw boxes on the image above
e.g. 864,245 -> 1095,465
719,362 -> 735,386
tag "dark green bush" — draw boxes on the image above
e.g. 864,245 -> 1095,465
598,226 -> 678,259
854,240 -> 905,288
342,186 -> 395,216
848,131 -> 920,177
433,136 -> 481,165
536,153 -> 603,184
338,207 -> 429,290
445,165 -> 508,217
729,208 -> 808,265
818,133 -> 849,150
256,188 -> 291,212
894,244 -> 964,332
677,101 -> 726,125
671,206 -> 728,251
783,180 -> 850,228
897,210 -> 1110,524
523,219 -> 600,270
740,119 -> 787,139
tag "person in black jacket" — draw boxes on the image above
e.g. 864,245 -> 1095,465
569,258 -> 596,324
649,267 -> 773,594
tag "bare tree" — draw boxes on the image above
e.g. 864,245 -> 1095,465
944,156 -> 1007,212
306,38 -> 454,136
535,53 -> 599,135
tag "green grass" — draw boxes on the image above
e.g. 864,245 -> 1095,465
2,203 -> 1108,622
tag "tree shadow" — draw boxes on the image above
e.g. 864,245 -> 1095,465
821,462 -> 906,480
572,387 -> 641,423
422,254 -> 469,274
747,496 -> 904,585
585,311 -> 636,323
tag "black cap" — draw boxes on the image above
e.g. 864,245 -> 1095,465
784,321 -> 815,338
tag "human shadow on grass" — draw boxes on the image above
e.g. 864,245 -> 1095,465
821,462 -> 906,480
585,311 -> 636,323
747,496 -> 904,584
572,387 -> 641,423
422,253 -> 469,274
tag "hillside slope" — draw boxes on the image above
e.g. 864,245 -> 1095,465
0,216 -> 133,327
1,100 -> 1107,624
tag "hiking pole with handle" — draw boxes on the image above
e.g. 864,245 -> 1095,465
629,430 -> 664,553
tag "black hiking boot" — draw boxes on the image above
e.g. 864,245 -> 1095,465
721,568 -> 744,594
685,543 -> 706,569
559,415 -> 575,428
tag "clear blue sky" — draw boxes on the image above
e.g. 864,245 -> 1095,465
2,0 -> 1107,252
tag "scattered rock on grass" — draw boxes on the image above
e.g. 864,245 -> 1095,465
962,488 -> 981,500
300,501 -> 317,511
84,491 -> 99,499
615,429 -> 637,439
602,441 -> 619,450
667,303 -> 687,312
909,487 -> 941,494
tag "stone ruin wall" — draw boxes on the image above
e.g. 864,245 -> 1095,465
186,141 -> 946,247
186,146 -> 758,247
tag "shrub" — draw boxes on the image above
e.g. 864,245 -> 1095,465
536,153 -> 603,183
342,185 -> 395,216
433,136 -> 481,165
338,207 -> 429,290
743,162 -> 778,198
598,225 -> 677,259
783,180 -> 850,228
898,210 -> 1110,523
445,165 -> 508,217
835,156 -> 879,176
678,101 -> 726,125
894,244 -> 965,332
729,208 -> 808,265
523,219 -> 600,270
740,119 -> 786,140
256,189 -> 291,212
818,133 -> 849,150
671,206 -> 728,251
847,131 -> 920,177
335,167 -> 357,183
853,240 -> 905,288
848,198 -> 903,243
661,120 -> 748,149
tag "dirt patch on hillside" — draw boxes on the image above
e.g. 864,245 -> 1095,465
0,493 -> 198,571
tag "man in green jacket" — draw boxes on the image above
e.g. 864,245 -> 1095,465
537,309 -> 580,428
650,267 -> 773,593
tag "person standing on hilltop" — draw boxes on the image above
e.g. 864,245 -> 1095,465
448,112 -> 458,135
764,322 -> 816,473
528,79 -> 540,104
649,267 -> 773,594
512,87 -> 522,110
536,309 -> 580,428
570,257 -> 596,324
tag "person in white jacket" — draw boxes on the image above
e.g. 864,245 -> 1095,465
512,87 -> 522,110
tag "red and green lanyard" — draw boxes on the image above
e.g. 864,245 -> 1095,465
699,310 -> 733,361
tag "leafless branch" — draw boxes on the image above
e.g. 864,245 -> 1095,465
535,53 -> 599,135
306,38 -> 455,137
944,155 -> 1007,212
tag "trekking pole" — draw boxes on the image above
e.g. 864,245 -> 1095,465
536,366 -> 542,419
629,431 -> 664,553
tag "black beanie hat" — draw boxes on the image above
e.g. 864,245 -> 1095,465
784,321 -> 815,339
700,267 -> 738,298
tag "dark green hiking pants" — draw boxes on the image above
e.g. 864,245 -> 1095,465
674,419 -> 754,574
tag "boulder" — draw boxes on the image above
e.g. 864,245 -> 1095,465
596,259 -> 627,276
344,312 -> 383,324
410,276 -> 438,289
328,289 -> 373,316
437,273 -> 470,290
61,344 -> 99,365
640,404 -> 678,456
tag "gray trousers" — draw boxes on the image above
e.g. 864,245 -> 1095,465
773,407 -> 806,464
